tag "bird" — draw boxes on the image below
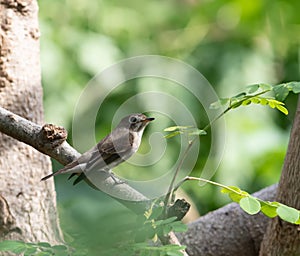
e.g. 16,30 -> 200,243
41,113 -> 155,185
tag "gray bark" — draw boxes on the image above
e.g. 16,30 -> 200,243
178,184 -> 277,256
0,0 -> 63,244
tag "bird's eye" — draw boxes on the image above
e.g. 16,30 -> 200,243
129,116 -> 138,123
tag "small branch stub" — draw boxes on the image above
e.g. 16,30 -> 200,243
39,124 -> 68,149
167,199 -> 191,221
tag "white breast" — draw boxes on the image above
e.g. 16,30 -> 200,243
131,130 -> 144,153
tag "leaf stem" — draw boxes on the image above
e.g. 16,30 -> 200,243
184,176 -> 244,195
163,88 -> 272,214
163,137 -> 197,214
202,89 -> 271,132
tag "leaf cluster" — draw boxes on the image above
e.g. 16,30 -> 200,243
0,205 -> 188,256
129,203 -> 187,256
0,241 -> 73,256
164,126 -> 206,139
221,186 -> 300,224
96,203 -> 187,256
163,81 -> 300,226
210,82 -> 300,115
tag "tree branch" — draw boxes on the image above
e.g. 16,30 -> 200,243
0,106 -> 149,209
178,184 -> 277,256
0,106 -> 79,165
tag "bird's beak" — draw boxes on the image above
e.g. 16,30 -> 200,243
143,117 -> 155,122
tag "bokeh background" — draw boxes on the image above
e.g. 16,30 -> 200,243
39,0 -> 300,254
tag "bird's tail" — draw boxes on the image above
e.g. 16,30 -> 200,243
40,173 -> 54,181
41,160 -> 79,181
41,167 -> 67,181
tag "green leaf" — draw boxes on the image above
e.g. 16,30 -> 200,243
162,224 -> 172,235
35,252 -> 53,256
239,196 -> 261,215
259,83 -> 272,91
266,99 -> 288,114
230,100 -> 243,109
277,204 -> 300,223
221,186 -> 247,203
164,126 -> 191,132
13,247 -> 27,254
295,214 -> 300,225
188,129 -> 207,136
52,245 -> 68,251
148,205 -> 164,220
250,97 -> 261,104
242,99 -> 251,105
247,84 -> 260,94
232,92 -> 247,99
273,84 -> 290,101
24,247 -> 38,256
161,244 -> 186,254
0,241 -> 26,252
209,101 -> 221,109
275,104 -> 288,115
267,100 -> 276,108
37,242 -> 51,248
210,98 -> 229,109
260,203 -> 278,218
164,131 -> 181,139
166,250 -> 185,256
286,81 -> 300,93
155,217 -> 177,226
259,98 -> 268,105
170,221 -> 188,233
220,186 -> 241,194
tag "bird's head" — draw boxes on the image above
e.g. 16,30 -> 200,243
118,113 -> 155,132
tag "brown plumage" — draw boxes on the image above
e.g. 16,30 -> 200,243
41,113 -> 154,185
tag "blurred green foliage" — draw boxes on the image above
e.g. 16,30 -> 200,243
39,0 -> 300,254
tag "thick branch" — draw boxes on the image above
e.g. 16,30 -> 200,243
178,184 -> 277,256
0,106 -> 149,209
0,106 -> 79,165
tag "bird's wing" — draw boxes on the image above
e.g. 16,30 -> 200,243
69,133 -> 133,185
85,132 -> 133,170
41,131 -> 133,182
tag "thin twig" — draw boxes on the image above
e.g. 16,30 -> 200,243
163,137 -> 196,214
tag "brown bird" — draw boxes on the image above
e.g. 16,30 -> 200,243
41,113 -> 154,184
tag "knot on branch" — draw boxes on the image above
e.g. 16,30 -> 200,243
39,124 -> 68,149
167,199 -> 191,221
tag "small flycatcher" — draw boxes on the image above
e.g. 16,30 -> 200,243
41,113 -> 154,184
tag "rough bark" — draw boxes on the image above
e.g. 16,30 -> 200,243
259,96 -> 300,256
0,107 -> 80,166
178,184 -> 277,256
0,0 -> 63,244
